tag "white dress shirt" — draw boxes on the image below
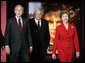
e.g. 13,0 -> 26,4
15,16 -> 23,27
34,18 -> 41,27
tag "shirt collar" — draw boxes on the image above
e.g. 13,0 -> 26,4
34,18 -> 41,23
15,16 -> 22,21
15,16 -> 23,27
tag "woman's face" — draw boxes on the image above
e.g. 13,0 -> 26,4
61,13 -> 69,23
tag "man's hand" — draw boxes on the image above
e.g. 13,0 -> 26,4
52,54 -> 56,60
5,47 -> 10,55
76,52 -> 80,58
29,47 -> 33,54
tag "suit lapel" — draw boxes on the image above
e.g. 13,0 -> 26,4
62,23 -> 69,31
14,17 -> 18,26
40,19 -> 44,31
32,18 -> 44,31
13,17 -> 20,33
14,17 -> 24,33
68,23 -> 72,32
22,18 -> 25,31
33,18 -> 39,30
61,24 -> 65,31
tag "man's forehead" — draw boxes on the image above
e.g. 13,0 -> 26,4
15,5 -> 23,10
15,6 -> 22,9
36,10 -> 41,13
35,11 -> 42,14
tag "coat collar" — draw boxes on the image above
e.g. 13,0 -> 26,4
14,17 -> 25,33
61,23 -> 74,31
61,23 -> 70,31
33,18 -> 44,31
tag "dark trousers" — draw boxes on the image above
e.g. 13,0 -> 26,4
31,51 -> 46,62
31,55 -> 45,62
8,47 -> 31,62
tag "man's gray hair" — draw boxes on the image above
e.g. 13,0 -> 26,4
14,4 -> 24,12
34,8 -> 44,15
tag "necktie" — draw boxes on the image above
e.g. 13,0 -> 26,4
37,20 -> 40,31
18,19 -> 22,32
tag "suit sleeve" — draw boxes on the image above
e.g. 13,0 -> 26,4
74,26 -> 80,52
52,27 -> 59,54
5,20 -> 11,46
0,29 -> 5,46
45,21 -> 50,49
27,21 -> 33,47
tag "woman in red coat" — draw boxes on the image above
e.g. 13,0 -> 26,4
52,10 -> 80,62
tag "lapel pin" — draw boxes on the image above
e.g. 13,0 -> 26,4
71,26 -> 74,28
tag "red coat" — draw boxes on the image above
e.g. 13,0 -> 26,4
52,23 -> 80,54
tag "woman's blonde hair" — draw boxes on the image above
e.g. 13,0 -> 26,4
59,10 -> 70,19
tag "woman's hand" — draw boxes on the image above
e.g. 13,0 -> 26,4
52,54 -> 56,60
76,52 -> 80,58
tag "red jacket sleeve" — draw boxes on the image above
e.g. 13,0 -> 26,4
52,27 -> 60,54
74,26 -> 80,52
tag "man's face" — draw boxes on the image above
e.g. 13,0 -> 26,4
14,6 -> 23,17
35,10 -> 42,20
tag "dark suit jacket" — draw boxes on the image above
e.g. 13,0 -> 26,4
5,17 -> 32,53
29,18 -> 50,57
0,29 -> 5,46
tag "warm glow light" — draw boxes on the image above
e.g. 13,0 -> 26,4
45,10 -> 62,45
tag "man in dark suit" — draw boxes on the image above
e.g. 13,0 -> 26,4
5,4 -> 33,62
0,29 -> 5,50
29,8 -> 50,62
